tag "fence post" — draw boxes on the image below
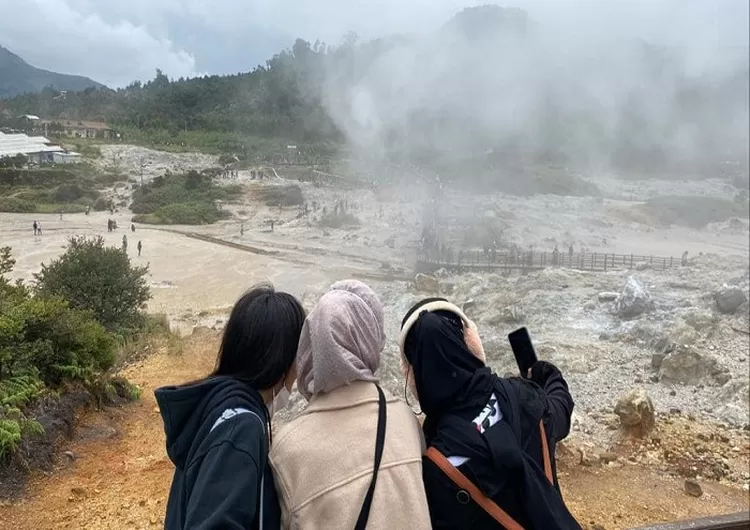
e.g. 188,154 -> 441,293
604,254 -> 608,272
669,256 -> 673,268
630,253 -> 634,268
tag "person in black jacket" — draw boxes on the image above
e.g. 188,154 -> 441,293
155,284 -> 306,530
399,298 -> 581,530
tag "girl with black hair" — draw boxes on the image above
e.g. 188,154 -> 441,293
156,284 -> 305,530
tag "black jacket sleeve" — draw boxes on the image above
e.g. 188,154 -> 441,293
529,360 -> 574,442
184,417 -> 265,530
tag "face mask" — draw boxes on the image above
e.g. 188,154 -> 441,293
269,385 -> 291,418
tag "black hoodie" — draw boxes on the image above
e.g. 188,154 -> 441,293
155,376 -> 280,530
405,312 -> 580,530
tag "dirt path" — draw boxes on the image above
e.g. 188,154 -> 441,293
0,332 -> 747,530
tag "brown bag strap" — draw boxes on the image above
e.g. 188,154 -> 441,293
538,420 -> 553,485
425,447 -> 525,530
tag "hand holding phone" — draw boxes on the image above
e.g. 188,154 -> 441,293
508,327 -> 538,378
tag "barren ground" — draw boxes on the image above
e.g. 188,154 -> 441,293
0,144 -> 748,528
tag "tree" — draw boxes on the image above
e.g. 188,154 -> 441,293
0,246 -> 14,277
33,236 -> 151,331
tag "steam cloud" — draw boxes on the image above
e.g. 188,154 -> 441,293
318,2 -> 749,179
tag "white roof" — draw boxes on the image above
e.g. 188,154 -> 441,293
0,131 -> 64,157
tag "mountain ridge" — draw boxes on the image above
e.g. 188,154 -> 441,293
0,45 -> 104,99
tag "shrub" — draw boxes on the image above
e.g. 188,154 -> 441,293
33,236 -> 151,332
1,297 -> 115,384
52,184 -> 85,203
0,197 -> 36,213
319,211 -> 361,228
0,420 -> 21,461
258,185 -> 304,207
93,197 -> 111,211
129,170 -> 241,225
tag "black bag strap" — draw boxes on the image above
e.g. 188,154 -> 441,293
354,384 -> 387,530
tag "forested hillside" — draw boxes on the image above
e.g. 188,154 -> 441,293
1,5 -> 747,178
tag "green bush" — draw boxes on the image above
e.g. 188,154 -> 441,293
0,246 -> 142,462
0,197 -> 36,213
319,211 -> 361,228
93,197 -> 111,211
52,183 -> 85,203
0,419 -> 21,461
134,201 -> 224,225
33,236 -> 151,332
129,170 -> 240,225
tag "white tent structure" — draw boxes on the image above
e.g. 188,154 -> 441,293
0,131 -> 65,164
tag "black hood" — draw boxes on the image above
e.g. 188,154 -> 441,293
155,376 -> 267,470
404,311 -> 492,419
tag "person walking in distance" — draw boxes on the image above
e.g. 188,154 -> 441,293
122,235 -> 128,253
137,241 -> 142,257
32,221 -> 38,236
36,222 -> 42,235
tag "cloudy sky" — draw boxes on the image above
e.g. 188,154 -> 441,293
0,0 -> 747,88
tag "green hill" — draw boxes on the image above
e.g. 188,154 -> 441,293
0,45 -> 103,98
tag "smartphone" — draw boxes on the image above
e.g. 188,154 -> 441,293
508,327 -> 538,377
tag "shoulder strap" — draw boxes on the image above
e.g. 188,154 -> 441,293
354,385 -> 387,530
210,407 -> 268,530
538,421 -> 553,485
425,447 -> 525,530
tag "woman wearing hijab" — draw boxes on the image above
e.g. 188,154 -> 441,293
156,284 -> 305,529
270,280 -> 431,530
399,298 -> 581,530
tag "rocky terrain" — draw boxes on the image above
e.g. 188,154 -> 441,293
1,145 -> 748,528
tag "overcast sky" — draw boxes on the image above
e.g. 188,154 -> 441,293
0,0 -> 747,88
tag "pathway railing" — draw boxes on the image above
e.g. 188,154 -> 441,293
416,249 -> 679,274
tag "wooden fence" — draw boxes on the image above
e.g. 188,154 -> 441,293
416,249 -> 679,274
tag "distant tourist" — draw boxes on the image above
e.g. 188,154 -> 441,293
137,241 -> 142,257
131,223 -> 136,233
37,222 -> 42,235
32,221 -> 38,236
122,235 -> 128,252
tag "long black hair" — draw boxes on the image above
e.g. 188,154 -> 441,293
214,283 -> 305,390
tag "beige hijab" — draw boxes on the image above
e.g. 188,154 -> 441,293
296,280 -> 385,400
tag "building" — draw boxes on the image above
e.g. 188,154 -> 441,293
41,119 -> 115,139
52,151 -> 82,164
0,131 -> 66,164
